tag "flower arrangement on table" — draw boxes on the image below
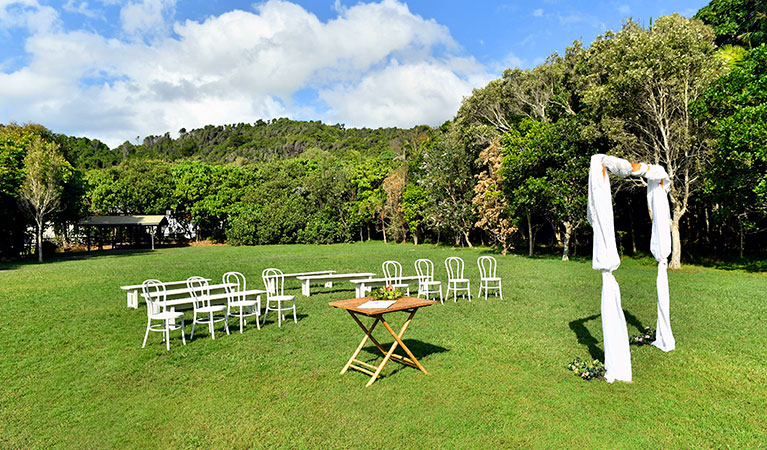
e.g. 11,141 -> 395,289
630,326 -> 656,346
369,285 -> 403,300
566,357 -> 605,381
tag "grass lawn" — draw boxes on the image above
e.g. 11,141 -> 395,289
1,242 -> 765,448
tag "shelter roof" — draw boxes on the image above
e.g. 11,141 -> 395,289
79,215 -> 168,227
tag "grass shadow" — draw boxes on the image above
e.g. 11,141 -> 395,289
568,314 -> 604,362
260,313 -> 309,327
358,339 -> 450,381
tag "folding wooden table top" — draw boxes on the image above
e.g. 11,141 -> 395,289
329,296 -> 438,387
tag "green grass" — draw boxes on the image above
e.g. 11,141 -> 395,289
1,242 -> 765,448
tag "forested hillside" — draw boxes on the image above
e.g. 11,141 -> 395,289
2,0 -> 765,265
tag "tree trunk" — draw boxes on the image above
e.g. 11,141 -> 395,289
36,219 -> 43,263
739,219 -> 745,259
381,216 -> 387,244
462,231 -> 473,248
628,197 -> 637,254
527,211 -> 534,257
561,221 -> 572,262
413,233 -> 419,245
670,204 -> 683,269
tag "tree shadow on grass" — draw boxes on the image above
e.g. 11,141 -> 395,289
357,339 -> 449,381
569,309 -> 647,361
260,313 -> 309,327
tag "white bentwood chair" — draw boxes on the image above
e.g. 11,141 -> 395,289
445,256 -> 471,302
414,258 -> 443,303
141,279 -> 186,350
223,271 -> 260,333
187,276 -> 229,340
477,256 -> 503,300
262,268 -> 297,328
382,260 -> 410,295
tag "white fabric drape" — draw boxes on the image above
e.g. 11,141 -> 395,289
632,163 -> 675,352
587,154 -> 632,383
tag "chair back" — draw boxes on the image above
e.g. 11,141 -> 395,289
187,276 -> 211,310
414,258 -> 435,282
382,260 -> 403,285
477,256 -> 497,279
223,271 -> 246,302
445,256 -> 465,280
262,268 -> 285,298
142,279 -> 166,316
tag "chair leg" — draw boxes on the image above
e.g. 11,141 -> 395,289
225,314 -> 230,335
181,318 -> 186,345
277,302 -> 282,328
142,318 -> 151,348
165,321 -> 171,351
292,304 -> 297,324
240,311 -> 244,333
191,313 -> 197,340
209,312 -> 215,340
468,282 -> 472,301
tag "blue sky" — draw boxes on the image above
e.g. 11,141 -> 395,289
0,0 -> 709,147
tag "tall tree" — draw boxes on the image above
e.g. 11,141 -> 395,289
421,127 -> 477,247
473,139 -> 516,255
582,15 -> 724,268
19,137 -> 73,262
696,44 -> 767,257
695,0 -> 767,48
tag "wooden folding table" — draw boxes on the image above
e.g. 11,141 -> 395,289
329,296 -> 437,387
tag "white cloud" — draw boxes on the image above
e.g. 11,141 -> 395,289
62,1 -> 100,19
120,0 -> 176,41
617,4 -> 631,15
533,8 -> 543,17
0,0 -> 494,147
319,60 -> 481,128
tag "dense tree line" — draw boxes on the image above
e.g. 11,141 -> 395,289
1,0 -> 765,265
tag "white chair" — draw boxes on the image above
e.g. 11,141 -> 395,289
262,268 -> 297,328
188,276 -> 229,340
382,260 -> 410,295
414,258 -> 443,303
223,271 -> 260,333
477,256 -> 503,300
445,256 -> 471,302
141,279 -> 186,350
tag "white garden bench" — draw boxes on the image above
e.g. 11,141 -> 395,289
350,276 -> 422,298
281,270 -> 337,287
141,283 -> 266,308
121,278 -> 211,308
295,272 -> 376,296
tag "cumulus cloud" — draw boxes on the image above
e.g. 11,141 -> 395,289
0,0 -> 493,147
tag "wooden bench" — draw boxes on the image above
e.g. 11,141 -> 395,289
295,273 -> 376,297
282,270 -> 337,288
350,276 -> 422,298
121,278 -> 211,308
141,282 -> 266,309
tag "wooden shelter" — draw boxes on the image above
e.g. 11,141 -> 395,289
79,215 -> 168,250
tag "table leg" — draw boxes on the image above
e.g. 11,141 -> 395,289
341,309 -> 430,387
380,310 -> 428,375
341,313 -> 380,375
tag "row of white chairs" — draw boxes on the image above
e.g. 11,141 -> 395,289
383,255 -> 503,304
141,268 -> 297,350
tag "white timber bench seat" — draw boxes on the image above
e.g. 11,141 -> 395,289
141,283 -> 266,309
281,270 -> 337,288
350,276 -> 423,298
295,272 -> 376,297
121,278 -> 211,308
